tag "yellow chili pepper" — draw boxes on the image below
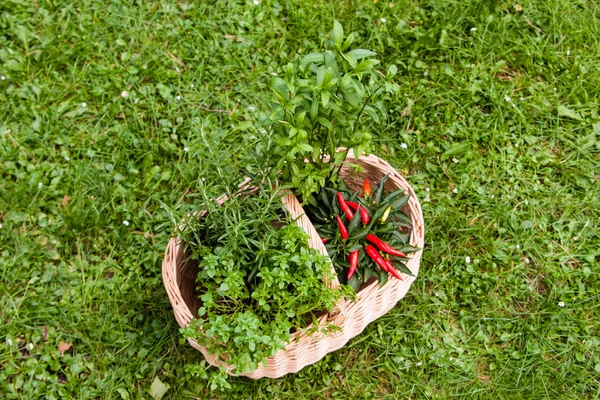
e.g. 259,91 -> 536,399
380,206 -> 391,223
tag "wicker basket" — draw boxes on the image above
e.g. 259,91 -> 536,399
162,150 -> 425,379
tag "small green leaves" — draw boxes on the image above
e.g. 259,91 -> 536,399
267,20 -> 395,202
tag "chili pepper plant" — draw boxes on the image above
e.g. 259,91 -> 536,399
304,175 -> 420,292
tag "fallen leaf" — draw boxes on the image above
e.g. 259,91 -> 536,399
149,376 -> 169,400
57,341 -> 72,356
468,217 -> 478,227
39,326 -> 49,342
61,195 -> 71,208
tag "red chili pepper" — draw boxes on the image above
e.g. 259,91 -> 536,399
366,234 -> 406,257
384,259 -> 403,280
336,192 -> 354,220
365,244 -> 389,272
336,215 -> 349,240
347,250 -> 360,279
363,179 -> 372,197
347,202 -> 371,224
321,238 -> 329,244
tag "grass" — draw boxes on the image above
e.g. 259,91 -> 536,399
1,0 -> 599,398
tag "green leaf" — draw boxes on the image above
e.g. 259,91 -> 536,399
349,226 -> 370,240
557,105 -> 583,121
389,193 -> 410,210
389,261 -> 414,277
333,21 -> 344,48
355,59 -> 380,73
342,32 -> 356,50
310,99 -> 319,119
374,174 -> 390,205
316,66 -> 326,87
317,117 -> 333,131
321,91 -> 330,107
443,142 -> 470,157
298,143 -> 313,152
346,49 -> 377,60
300,52 -> 324,68
149,376 -> 169,400
341,52 -> 357,69
348,273 -> 361,291
387,64 -> 398,77
363,105 -> 380,123
348,205 -> 363,232
233,121 -> 253,132
295,111 -> 307,126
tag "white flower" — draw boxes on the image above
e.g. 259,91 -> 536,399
505,95 -> 511,102
123,220 -> 130,226
558,301 -> 565,307
81,102 -> 87,108
380,18 -> 387,23
0,75 -> 5,80
64,156 -> 70,161
121,90 -> 129,98
400,142 -> 408,149
201,177 -> 206,182
190,83 -> 195,88
449,357 -> 453,361
452,188 -> 458,194
516,244 -> 520,249
28,343 -> 34,350
567,49 -> 570,56
416,362 -> 423,366
248,105 -> 256,112
6,338 -> 12,346
0,223 -> 3,229
553,88 -> 557,91
134,98 -> 140,104
452,157 -> 459,163
253,0 -> 259,4
470,27 -> 477,31
465,256 -> 471,264
524,257 -> 530,264
176,95 -> 181,100
515,143 -> 518,147
271,72 -> 277,76
183,147 -> 189,152
38,182 -> 43,189
525,199 -> 529,205
425,187 -> 430,192
491,194 -> 495,199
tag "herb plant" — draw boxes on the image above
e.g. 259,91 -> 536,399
261,21 -> 399,205
175,135 -> 343,388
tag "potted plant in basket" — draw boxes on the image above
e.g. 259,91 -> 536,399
162,21 -> 425,388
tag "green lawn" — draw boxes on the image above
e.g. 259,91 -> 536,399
1,0 -> 599,398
